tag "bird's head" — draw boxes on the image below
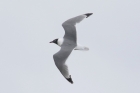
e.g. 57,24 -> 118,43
49,38 -> 58,45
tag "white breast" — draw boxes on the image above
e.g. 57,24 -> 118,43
57,38 -> 64,46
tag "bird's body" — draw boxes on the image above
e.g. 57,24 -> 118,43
57,38 -> 89,51
50,13 -> 93,84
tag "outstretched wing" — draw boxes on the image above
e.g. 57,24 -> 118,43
53,45 -> 75,84
62,13 -> 93,42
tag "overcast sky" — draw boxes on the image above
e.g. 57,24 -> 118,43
0,0 -> 140,93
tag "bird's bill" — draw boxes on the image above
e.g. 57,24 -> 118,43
49,41 -> 53,43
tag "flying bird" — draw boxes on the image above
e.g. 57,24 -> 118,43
50,13 -> 93,84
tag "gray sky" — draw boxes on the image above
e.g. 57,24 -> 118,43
0,0 -> 140,93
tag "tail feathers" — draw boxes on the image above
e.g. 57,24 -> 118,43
83,47 -> 89,51
74,46 -> 89,51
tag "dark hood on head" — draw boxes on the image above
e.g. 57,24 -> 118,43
50,39 -> 58,44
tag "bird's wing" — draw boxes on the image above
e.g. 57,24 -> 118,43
62,13 -> 93,42
53,45 -> 75,84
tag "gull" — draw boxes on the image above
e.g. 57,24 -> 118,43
50,13 -> 93,84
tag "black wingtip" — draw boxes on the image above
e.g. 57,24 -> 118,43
84,13 -> 93,18
66,75 -> 73,84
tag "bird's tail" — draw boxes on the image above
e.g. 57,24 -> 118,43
74,45 -> 89,51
